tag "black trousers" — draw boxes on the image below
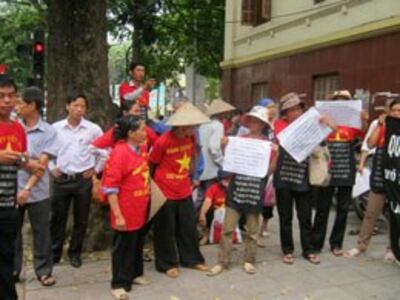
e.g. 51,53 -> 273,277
312,186 -> 352,251
0,208 -> 18,300
111,228 -> 145,291
15,199 -> 53,279
153,197 -> 205,272
51,177 -> 92,261
275,189 -> 314,257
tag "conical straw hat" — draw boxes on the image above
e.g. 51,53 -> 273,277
206,99 -> 235,116
166,102 -> 210,126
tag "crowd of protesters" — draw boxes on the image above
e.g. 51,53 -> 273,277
1,61 -> 400,300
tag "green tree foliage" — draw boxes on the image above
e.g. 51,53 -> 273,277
0,0 -> 45,85
107,0 -> 225,84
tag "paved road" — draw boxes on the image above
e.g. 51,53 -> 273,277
19,211 -> 400,300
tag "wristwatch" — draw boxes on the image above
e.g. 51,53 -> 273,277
19,154 -> 28,164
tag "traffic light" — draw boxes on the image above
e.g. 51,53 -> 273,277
32,31 -> 45,89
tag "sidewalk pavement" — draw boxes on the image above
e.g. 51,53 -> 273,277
19,211 -> 400,300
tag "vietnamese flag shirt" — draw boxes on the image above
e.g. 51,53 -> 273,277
149,131 -> 195,200
101,142 -> 150,231
0,121 -> 27,208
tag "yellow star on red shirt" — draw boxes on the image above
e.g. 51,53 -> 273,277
176,152 -> 191,173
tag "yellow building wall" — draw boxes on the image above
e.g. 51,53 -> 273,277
223,0 -> 400,69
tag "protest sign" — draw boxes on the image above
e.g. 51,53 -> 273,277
277,107 -> 332,163
316,100 -> 362,129
223,137 -> 271,178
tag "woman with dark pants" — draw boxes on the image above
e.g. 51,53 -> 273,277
274,93 -> 335,264
101,116 -> 151,300
312,90 -> 364,256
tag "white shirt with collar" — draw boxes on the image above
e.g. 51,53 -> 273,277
51,118 -> 103,175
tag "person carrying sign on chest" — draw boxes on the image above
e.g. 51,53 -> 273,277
149,102 -> 209,279
0,74 -> 29,300
208,105 -> 277,276
344,99 -> 400,261
312,90 -> 365,257
274,93 -> 336,265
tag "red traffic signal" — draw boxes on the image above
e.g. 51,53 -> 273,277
0,64 -> 7,74
33,42 -> 44,53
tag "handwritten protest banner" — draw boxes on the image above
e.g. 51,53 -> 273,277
316,100 -> 362,129
277,107 -> 332,163
223,137 -> 271,178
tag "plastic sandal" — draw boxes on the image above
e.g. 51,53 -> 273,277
343,248 -> 361,258
111,288 -> 129,300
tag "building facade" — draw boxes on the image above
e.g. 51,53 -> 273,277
222,0 -> 400,115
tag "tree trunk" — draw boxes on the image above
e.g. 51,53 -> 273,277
47,0 -> 116,127
46,0 -> 115,252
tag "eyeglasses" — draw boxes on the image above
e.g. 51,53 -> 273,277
0,92 -> 17,100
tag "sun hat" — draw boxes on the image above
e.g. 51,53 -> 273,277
331,90 -> 352,100
280,92 -> 305,112
244,105 -> 271,127
166,102 -> 210,126
257,98 -> 275,107
206,99 -> 235,116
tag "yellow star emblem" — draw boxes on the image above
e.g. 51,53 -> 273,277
5,141 -> 13,151
176,152 -> 191,173
143,170 -> 150,187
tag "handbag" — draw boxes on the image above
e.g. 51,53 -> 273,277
309,145 -> 331,187
263,176 -> 276,207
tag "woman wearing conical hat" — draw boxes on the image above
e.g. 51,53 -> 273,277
149,102 -> 209,278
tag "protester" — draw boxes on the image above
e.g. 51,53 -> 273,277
344,99 -> 400,261
256,98 -> 278,241
208,105 -> 276,276
312,90 -> 364,256
50,94 -> 104,268
119,62 -> 156,118
0,74 -> 27,299
91,100 -> 158,152
381,99 -> 400,261
100,116 -> 150,300
14,87 -> 58,286
198,170 -> 233,245
149,102 -> 209,278
196,100 -> 235,216
274,93 -> 335,265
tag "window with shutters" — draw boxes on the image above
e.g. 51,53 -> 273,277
251,82 -> 268,104
313,73 -> 339,101
242,0 -> 271,26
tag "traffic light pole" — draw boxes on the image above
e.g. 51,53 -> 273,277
32,30 -> 45,90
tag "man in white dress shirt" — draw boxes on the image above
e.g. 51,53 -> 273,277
50,94 -> 103,268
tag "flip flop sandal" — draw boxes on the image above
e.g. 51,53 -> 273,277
207,264 -> 224,277
243,262 -> 256,274
384,250 -> 396,263
306,254 -> 320,265
331,248 -> 344,257
165,268 -> 179,278
39,275 -> 56,287
282,254 -> 294,265
111,288 -> 129,300
343,248 -> 361,258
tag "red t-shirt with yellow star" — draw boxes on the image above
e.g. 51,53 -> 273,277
0,121 -> 27,152
149,131 -> 195,200
0,121 -> 27,208
101,143 -> 150,231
